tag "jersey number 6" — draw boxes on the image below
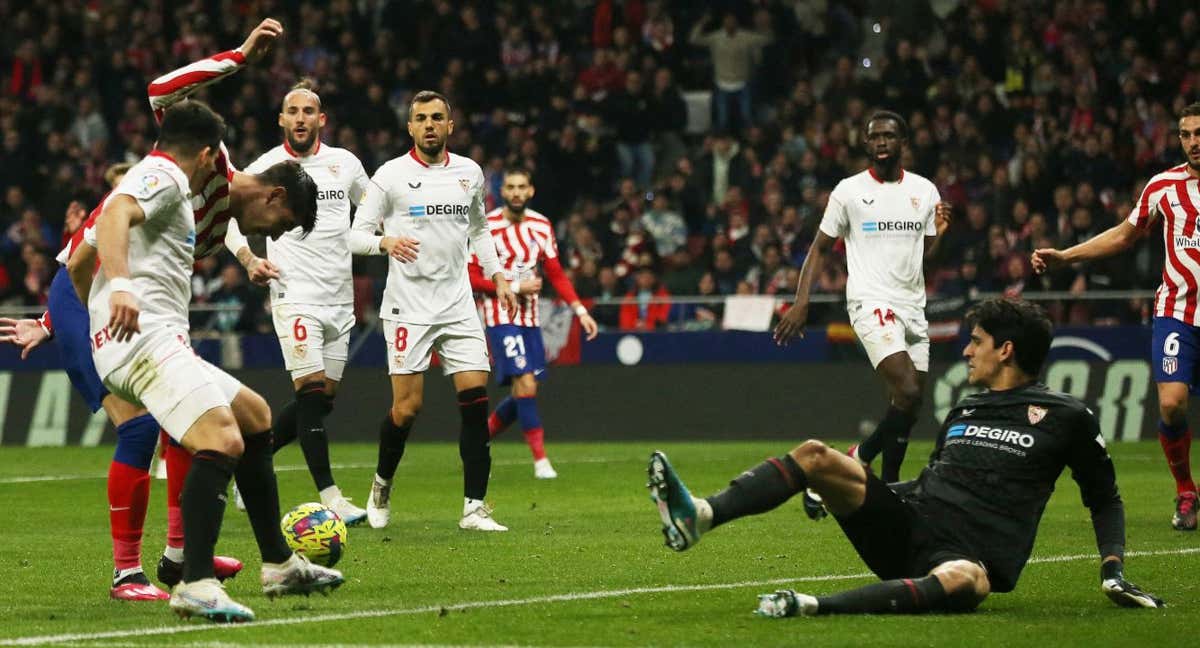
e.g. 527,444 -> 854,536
293,318 -> 308,341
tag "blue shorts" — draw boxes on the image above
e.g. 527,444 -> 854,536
47,266 -> 109,412
486,324 -> 546,387
1152,316 -> 1200,392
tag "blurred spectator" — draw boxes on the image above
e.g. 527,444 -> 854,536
607,70 -> 654,188
201,264 -> 262,333
641,193 -> 686,256
2,208 -> 55,256
619,265 -> 671,330
688,11 -> 773,132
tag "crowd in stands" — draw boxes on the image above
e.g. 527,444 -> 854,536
2,0 -> 1198,333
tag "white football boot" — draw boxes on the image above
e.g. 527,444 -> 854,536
459,499 -> 508,531
366,476 -> 391,529
169,578 -> 254,622
320,486 -> 367,526
533,457 -> 558,479
755,589 -> 819,618
261,553 -> 344,599
232,483 -> 246,512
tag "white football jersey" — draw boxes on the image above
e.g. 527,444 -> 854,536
88,151 -> 196,336
350,149 -> 502,325
244,141 -> 369,306
819,168 -> 940,310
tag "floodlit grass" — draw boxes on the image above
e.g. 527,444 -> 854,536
0,440 -> 1195,646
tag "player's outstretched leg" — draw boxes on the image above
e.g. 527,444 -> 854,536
458,385 -> 507,531
108,413 -> 166,601
156,432 -> 244,588
650,450 -> 808,550
230,387 -> 345,598
755,560 -> 989,617
275,381 -> 366,525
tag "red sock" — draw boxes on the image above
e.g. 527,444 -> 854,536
524,427 -> 547,461
1160,432 -> 1197,494
108,461 -> 150,571
488,412 -> 505,439
164,435 -> 192,550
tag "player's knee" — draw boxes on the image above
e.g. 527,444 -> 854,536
892,380 -> 922,412
234,389 -> 272,433
790,440 -> 832,474
513,374 -> 537,398
390,401 -> 421,427
1158,396 -> 1187,424
932,561 -> 990,611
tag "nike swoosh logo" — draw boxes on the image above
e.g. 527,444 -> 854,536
109,506 -> 131,511
961,409 -> 974,416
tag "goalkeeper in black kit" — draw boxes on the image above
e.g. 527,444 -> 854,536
648,297 -> 1164,616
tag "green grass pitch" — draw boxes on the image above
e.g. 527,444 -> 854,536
0,440 -> 1196,647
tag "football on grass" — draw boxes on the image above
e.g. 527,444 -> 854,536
281,502 -> 347,567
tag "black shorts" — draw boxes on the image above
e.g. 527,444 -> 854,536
834,472 -> 981,580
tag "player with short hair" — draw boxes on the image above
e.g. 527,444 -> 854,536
650,298 -> 1163,616
1032,101 -> 1200,531
79,99 -> 340,623
238,80 -> 418,524
776,110 -> 951,487
350,90 -> 518,531
468,168 -> 599,479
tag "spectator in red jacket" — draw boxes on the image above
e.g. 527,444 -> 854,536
620,265 -> 671,330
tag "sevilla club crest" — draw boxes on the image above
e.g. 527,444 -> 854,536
1027,405 -> 1047,425
458,178 -> 470,193
910,196 -> 920,211
328,164 -> 341,177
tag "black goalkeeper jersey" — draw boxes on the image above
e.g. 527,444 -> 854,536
908,382 -> 1124,592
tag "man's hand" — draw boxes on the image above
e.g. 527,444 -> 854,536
773,301 -> 809,346
579,312 -> 599,340
240,18 -> 284,62
0,317 -> 49,360
934,202 -> 952,237
494,275 -> 518,319
381,236 -> 420,263
108,290 -> 141,342
1102,561 -> 1164,608
515,276 -> 543,295
244,255 -> 281,286
1031,248 -> 1067,275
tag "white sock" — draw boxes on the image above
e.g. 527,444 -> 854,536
113,566 -> 144,583
162,546 -> 184,563
463,497 -> 484,515
374,474 -> 391,487
694,498 -> 714,533
319,485 -> 342,506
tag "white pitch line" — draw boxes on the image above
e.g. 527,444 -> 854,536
0,457 -> 627,485
4,546 -> 1198,647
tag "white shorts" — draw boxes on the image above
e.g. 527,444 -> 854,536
849,303 -> 930,372
272,303 -> 355,382
382,316 -> 490,376
94,328 -> 243,442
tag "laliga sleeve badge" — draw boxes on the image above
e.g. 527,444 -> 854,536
1027,405 -> 1047,425
138,172 -> 163,198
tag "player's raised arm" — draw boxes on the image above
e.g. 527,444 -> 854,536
66,236 -> 99,303
1031,220 -> 1143,275
0,316 -> 49,360
147,18 -> 282,121
94,195 -> 147,342
924,198 -> 952,262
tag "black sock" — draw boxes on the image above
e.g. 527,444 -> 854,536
816,575 -> 946,614
295,384 -> 335,491
181,450 -> 236,583
234,431 -> 292,564
879,407 -> 917,482
376,413 -> 412,481
458,386 -> 491,500
272,400 -> 299,452
706,455 -> 806,528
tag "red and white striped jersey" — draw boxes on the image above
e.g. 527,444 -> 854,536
1127,164 -> 1200,324
147,49 -> 245,258
469,208 -> 581,327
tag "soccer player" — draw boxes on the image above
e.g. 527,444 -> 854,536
81,100 -> 341,622
238,79 -> 418,524
467,168 -> 599,479
350,90 -> 518,531
1,165 -> 245,602
650,298 -> 1164,616
1031,102 -> 1200,531
775,111 -> 951,484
